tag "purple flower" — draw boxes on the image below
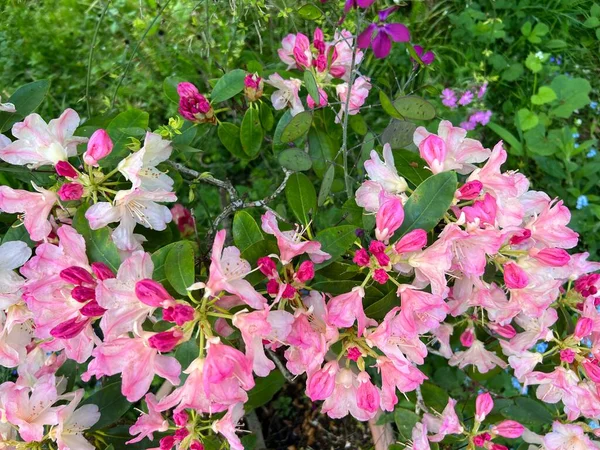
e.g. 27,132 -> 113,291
458,90 -> 474,106
344,0 -> 376,13
413,45 -> 435,66
441,88 -> 457,109
477,82 -> 488,99
460,120 -> 476,131
357,22 -> 410,59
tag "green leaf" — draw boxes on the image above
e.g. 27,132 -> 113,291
531,86 -> 557,105
517,108 -> 539,131
380,91 -> 403,119
525,53 -> 543,73
501,63 -> 524,81
152,242 -> 183,292
281,111 -> 313,143
584,16 -> 600,28
592,3 -> 600,17
318,164 -> 335,206
285,173 -> 317,225
82,381 -> 131,431
364,290 -> 398,320
233,211 -> 263,253
392,96 -> 436,120
245,369 -> 286,412
545,39 -> 567,49
72,206 -> 121,273
421,382 -> 450,412
218,122 -> 246,159
240,108 -> 263,158
349,114 -> 368,136
381,120 -> 417,150
392,149 -> 430,187
278,148 -> 312,171
174,339 -> 199,372
0,80 -> 50,133
520,21 -> 532,36
259,101 -> 274,131
246,60 -> 263,75
486,122 -> 523,154
304,70 -> 320,105
524,124 -> 560,156
210,69 -> 246,103
2,222 -> 35,247
315,225 -> 356,268
394,407 -> 421,441
500,398 -> 553,426
549,75 -> 591,118
297,3 -> 323,20
163,76 -> 187,104
272,110 -> 294,154
165,241 -> 195,295
102,109 -> 149,167
396,172 -> 457,237
308,128 -> 336,178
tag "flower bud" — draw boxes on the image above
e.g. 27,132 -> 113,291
306,361 -> 338,401
257,257 -> 277,278
583,360 -> 600,382
174,428 -> 189,441
491,420 -> 524,438
190,441 -> 204,450
295,260 -> 315,283
50,317 -> 89,339
356,372 -> 380,414
177,82 -> 215,124
135,279 -> 174,307
503,262 -> 528,289
71,286 -> 96,302
369,240 -> 386,254
509,229 -> 531,245
419,134 -> 447,174
266,279 -> 279,295
80,300 -> 107,317
307,87 -> 328,109
456,180 -> 483,200
353,248 -> 370,267
475,392 -> 493,423
159,435 -> 175,450
55,161 -> 78,178
374,251 -> 390,267
163,304 -> 195,326
375,192 -> 405,242
373,268 -> 389,284
60,266 -> 95,286
488,322 -> 516,339
83,129 -> 113,166
460,328 -> 475,347
490,445 -> 509,450
574,317 -> 593,340
148,330 -> 183,352
531,248 -> 570,267
347,347 -> 362,361
244,73 -> 264,102
91,262 -> 116,281
473,433 -> 491,446
282,284 -> 296,299
173,410 -> 188,427
394,229 -> 427,253
560,348 -> 575,363
58,182 -> 84,201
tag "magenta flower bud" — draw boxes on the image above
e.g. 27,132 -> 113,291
50,316 -> 89,339
282,284 -> 297,299
574,317 -> 593,339
173,410 -> 188,427
190,441 -> 204,450
353,248 -> 370,267
373,268 -> 389,284
369,240 -> 386,254
374,251 -> 390,267
60,266 -> 95,286
456,180 -> 483,200
163,304 -> 195,326
135,279 -> 174,307
91,262 -> 116,281
306,361 -> 338,401
295,260 -> 315,283
148,330 -> 182,352
475,392 -> 493,422
58,182 -> 84,201
395,229 -> 427,253
531,248 -> 570,267
560,348 -> 575,363
71,286 -> 96,302
244,73 -> 264,102
80,300 -> 107,317
503,262 -> 529,289
347,346 -> 362,361
375,193 -> 405,242
55,161 -> 78,178
257,256 -> 277,278
491,420 -> 524,438
83,129 -> 113,167
488,322 -> 516,339
174,428 -> 189,441
473,433 -> 491,446
177,82 -> 215,124
159,435 -> 175,450
266,279 -> 279,295
509,229 -> 531,245
307,87 -> 328,109
583,360 -> 600,382
460,328 -> 475,347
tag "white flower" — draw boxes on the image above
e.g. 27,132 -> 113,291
0,240 -> 32,309
0,96 -> 16,113
266,73 -> 304,116
118,132 -> 174,191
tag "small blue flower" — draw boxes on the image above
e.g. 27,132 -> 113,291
591,101 -> 598,110
511,377 -> 521,389
574,143 -> 580,149
590,421 -> 600,430
588,148 -> 598,158
576,195 -> 589,210
535,342 -> 549,353
572,132 -> 580,139
582,337 -> 593,348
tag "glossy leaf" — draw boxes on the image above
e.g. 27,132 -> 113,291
381,120 -> 417,150
280,111 -> 312,143
82,381 -> 131,431
165,240 -> 195,296
304,70 -> 320,104
259,101 -> 274,131
392,96 -> 436,120
392,149 -> 430,187
218,122 -> 246,159
364,290 -> 398,319
240,108 -> 263,158
318,164 -> 335,206
285,173 -> 317,225
308,128 -> 336,178
72,206 -> 121,273
211,69 -> 246,103
315,225 -> 356,268
0,80 -> 50,133
278,148 -> 313,171
163,75 -> 187,104
394,407 -> 421,441
245,369 -> 286,412
233,211 -> 263,253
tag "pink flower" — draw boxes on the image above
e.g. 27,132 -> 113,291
394,229 -> 427,253
478,82 -> 489,98
53,389 -> 100,450
135,279 -> 174,307
449,339 -> 507,373
213,403 -> 246,450
327,286 -> 374,337
0,109 -> 86,167
55,161 -> 78,178
503,262 -> 529,289
128,393 -> 169,444
475,392 -> 493,423
419,134 -> 447,174
397,285 -> 448,336
491,420 -> 524,439
58,182 -> 83,201
335,76 -> 372,123
278,34 -> 300,69
261,211 -> 330,264
410,423 -> 430,450
530,247 -> 570,267
177,82 -> 215,124
266,73 -> 304,116
458,90 -> 474,106
543,422 -> 600,450
163,304 -> 195,326
376,356 -> 427,411
148,330 -> 183,352
329,30 -> 364,81
118,132 -> 174,191
461,192 -> 498,225
574,317 -> 593,340
205,230 -> 266,309
306,361 -> 339,401
83,129 -> 113,166
321,368 -> 379,421
460,328 -> 475,347
525,200 -> 579,249
375,191 -> 404,242
86,188 -> 176,251
344,0 -> 376,13
244,73 -> 263,102
441,88 -> 457,109
0,184 -> 57,241
307,87 -> 328,109
295,260 -> 315,283
413,45 -> 435,65
507,351 -> 543,381
0,96 -> 16,113
157,359 -> 214,414
423,398 -> 464,442
357,22 -> 410,59
284,312 -> 328,376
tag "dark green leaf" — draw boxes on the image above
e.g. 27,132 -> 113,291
318,164 -> 335,206
500,397 -> 553,426
165,241 -> 195,296
175,339 -> 199,372
82,381 -> 131,431
308,128 -> 336,178
2,222 -> 35,247
218,122 -> 246,159
381,120 -> 417,150
72,206 -> 121,273
240,108 -> 263,158
163,76 -> 187,104
421,382 -> 450,413
392,149 -> 430,187
233,211 -> 263,252
272,110 -> 294,154
394,407 -> 421,440
304,70 -> 320,104
245,369 -> 286,412
211,69 -> 246,103
0,80 -> 50,133
364,290 -> 398,319
392,96 -> 436,120
259,101 -> 274,131
278,148 -> 312,171
280,111 -> 313,143
380,91 -> 403,119
285,173 -> 317,225
315,225 -> 356,268
102,109 -> 149,167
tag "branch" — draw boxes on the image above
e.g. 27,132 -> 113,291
166,160 -> 238,200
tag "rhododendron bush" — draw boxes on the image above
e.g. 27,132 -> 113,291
1,2 -> 600,450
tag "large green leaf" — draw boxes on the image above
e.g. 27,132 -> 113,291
163,75 -> 187,104
82,381 -> 131,431
285,173 -> 317,225
315,225 -> 356,268
308,128 -> 336,178
392,96 -> 436,120
304,70 -> 320,104
364,290 -> 398,319
394,407 -> 421,441
102,109 -> 149,167
233,211 -> 263,253
165,241 -> 195,296
278,148 -> 312,171
396,171 -> 457,237
280,111 -> 312,143
218,122 -> 246,159
0,80 -> 50,133
245,369 -> 286,412
381,120 -> 417,150
2,221 -> 35,247
72,206 -> 121,273
211,69 -> 246,103
500,397 -> 553,426
240,108 -> 263,158
392,149 -> 430,187
549,75 -> 591,118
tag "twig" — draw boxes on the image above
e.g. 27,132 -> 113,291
266,348 -> 294,383
415,385 -> 429,414
166,160 -> 238,199
86,0 -> 112,117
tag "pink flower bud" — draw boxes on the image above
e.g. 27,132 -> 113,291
80,300 -> 107,317
347,347 -> 362,361
456,180 -> 483,200
257,256 -> 277,278
190,441 -> 204,450
394,229 -> 427,253
419,134 -> 447,174
373,251 -> 390,267
135,279 -> 174,307
282,284 -> 296,299
490,445 -> 509,450
531,248 -> 570,266
295,260 -> 315,283
83,129 -> 113,166
491,420 -> 524,438
460,328 -> 475,347
58,183 -> 83,201
307,88 -> 328,109
375,192 -> 405,242
55,161 -> 78,178
244,73 -> 264,102
91,262 -> 116,281
71,286 -> 96,302
159,435 -> 175,450
173,410 -> 188,427
353,248 -> 370,267
266,279 -> 279,295
50,317 -> 90,339
60,266 -> 95,286
488,322 -> 516,339
177,82 -> 215,124
163,304 -> 195,326
574,317 -> 593,340
560,348 -> 575,363
174,428 -> 189,441
509,229 -> 531,245
171,204 -> 195,237
306,361 -> 338,401
503,262 -> 528,289
356,372 -> 380,414
475,392 -> 493,422
373,268 -> 389,284
473,433 -> 491,446
369,241 -> 386,254
583,360 -> 600,382
148,330 -> 183,352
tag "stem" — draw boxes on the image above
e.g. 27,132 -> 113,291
86,0 -> 112,117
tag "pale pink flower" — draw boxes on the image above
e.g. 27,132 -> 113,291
321,368 -> 379,421
409,423 -> 430,450
423,398 -> 464,442
157,358 -> 214,414
543,422 -> 600,450
267,73 -> 304,116
525,199 -> 579,249
327,286 -> 375,337
430,323 -> 453,358
205,230 -> 266,309
449,339 -> 507,373
0,96 -> 16,113
414,120 -> 490,174
127,394 -> 169,444
306,361 -> 339,401
0,306 -> 33,368
475,392 -> 493,423
507,351 -> 543,381
0,184 -> 57,241
0,109 -> 86,167
0,240 -> 32,309
500,309 -> 557,355
526,367 -> 582,404
396,285 -> 448,336
261,211 -> 330,264
278,34 -> 300,69
52,389 -> 100,450
375,191 -> 404,242
335,76 -> 371,123
466,141 -> 521,198
86,188 -> 176,251
376,356 -> 427,411
284,311 -> 328,376
329,30 -> 364,81
118,132 -> 174,191
213,403 -> 246,450
83,129 -> 113,167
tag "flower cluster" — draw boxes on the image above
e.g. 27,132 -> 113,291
440,82 -> 492,130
